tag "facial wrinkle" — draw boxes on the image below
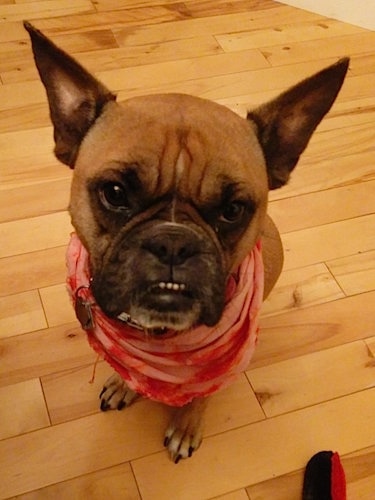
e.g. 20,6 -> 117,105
171,149 -> 185,222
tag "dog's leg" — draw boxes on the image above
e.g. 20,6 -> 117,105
99,372 -> 138,411
164,397 -> 208,463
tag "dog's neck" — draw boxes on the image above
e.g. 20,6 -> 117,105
66,233 -> 264,406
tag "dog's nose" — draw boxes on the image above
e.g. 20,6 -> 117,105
143,226 -> 199,266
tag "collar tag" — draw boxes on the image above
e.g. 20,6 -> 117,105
117,312 -> 145,331
75,286 -> 94,330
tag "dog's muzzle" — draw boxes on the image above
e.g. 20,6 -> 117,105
91,222 -> 226,331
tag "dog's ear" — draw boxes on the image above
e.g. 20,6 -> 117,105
24,21 -> 116,168
248,58 -> 349,189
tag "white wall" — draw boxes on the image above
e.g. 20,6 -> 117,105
278,0 -> 375,30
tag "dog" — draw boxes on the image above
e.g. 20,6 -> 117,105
24,21 -> 349,463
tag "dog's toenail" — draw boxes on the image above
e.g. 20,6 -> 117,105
100,400 -> 109,411
117,401 -> 126,410
174,454 -> 182,464
163,436 -> 171,447
99,387 -> 107,399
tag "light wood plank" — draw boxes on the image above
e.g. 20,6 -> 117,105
39,283 -> 76,327
298,121 -> 374,166
270,148 -> 375,202
366,337 -> 375,357
183,0 -> 277,18
14,463 -> 141,500
131,389 -> 375,500
112,6 -> 322,47
262,32 -> 375,67
0,155 -> 70,190
0,378 -> 50,440
282,214 -> 375,271
0,246 -> 66,297
41,361 -> 115,424
314,95 -> 375,131
327,250 -> 375,295
42,361 -> 264,429
117,61 -> 374,105
112,57 -> 340,101
345,446 -> 375,500
100,48 -> 269,94
0,2 -> 374,498
268,180 -> 375,233
0,20 -> 26,43
0,290 -> 47,339
0,178 -> 71,223
95,0 -> 182,10
1,35 -> 223,84
0,0 -> 94,22
0,104 -> 51,133
255,291 -> 375,368
261,263 -> 344,317
246,445 -> 375,500
216,18 -> 364,52
0,373 -> 262,498
0,29 -> 117,72
0,323 -> 94,388
258,292 -> 375,367
246,469 -> 304,500
213,490 -> 249,500
350,53 -> 375,76
0,401 -> 168,498
0,126 -> 53,157
0,212 -> 72,259
16,5 -> 183,37
248,340 -> 375,416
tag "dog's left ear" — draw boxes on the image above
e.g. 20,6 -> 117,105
24,21 -> 116,168
248,58 -> 349,189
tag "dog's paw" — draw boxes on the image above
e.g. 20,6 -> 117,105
164,401 -> 206,463
99,372 -> 138,411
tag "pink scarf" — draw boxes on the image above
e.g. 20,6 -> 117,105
66,233 -> 264,406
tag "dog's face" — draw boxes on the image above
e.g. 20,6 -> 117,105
25,22 -> 349,332
70,95 -> 268,329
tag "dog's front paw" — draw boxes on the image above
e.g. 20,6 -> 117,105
99,372 -> 138,411
164,399 -> 207,463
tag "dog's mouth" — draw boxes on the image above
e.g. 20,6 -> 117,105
151,281 -> 188,293
147,280 -> 193,305
90,221 -> 227,333
127,280 -> 202,332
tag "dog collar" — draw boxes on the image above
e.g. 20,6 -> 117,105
66,233 -> 264,406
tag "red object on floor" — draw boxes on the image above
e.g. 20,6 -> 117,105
302,451 -> 346,499
331,452 -> 346,500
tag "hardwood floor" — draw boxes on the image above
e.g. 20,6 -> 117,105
0,1 -> 374,498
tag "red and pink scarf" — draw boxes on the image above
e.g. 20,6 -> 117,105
66,233 -> 264,406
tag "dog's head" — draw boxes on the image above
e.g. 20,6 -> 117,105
25,22 -> 349,332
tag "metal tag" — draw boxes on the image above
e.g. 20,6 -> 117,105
75,287 -> 94,330
117,311 -> 144,331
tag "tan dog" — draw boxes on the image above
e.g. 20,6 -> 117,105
25,21 -> 349,463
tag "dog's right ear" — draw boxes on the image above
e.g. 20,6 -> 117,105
247,58 -> 349,189
24,21 -> 116,167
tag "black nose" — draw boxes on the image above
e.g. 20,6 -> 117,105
142,225 -> 199,266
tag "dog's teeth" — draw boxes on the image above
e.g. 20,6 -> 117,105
157,282 -> 186,292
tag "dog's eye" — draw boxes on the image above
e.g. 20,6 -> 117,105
100,182 -> 129,210
219,201 -> 245,223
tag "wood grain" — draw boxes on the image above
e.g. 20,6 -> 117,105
0,1 -> 374,498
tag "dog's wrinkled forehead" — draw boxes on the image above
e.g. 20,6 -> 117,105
75,94 -> 268,203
